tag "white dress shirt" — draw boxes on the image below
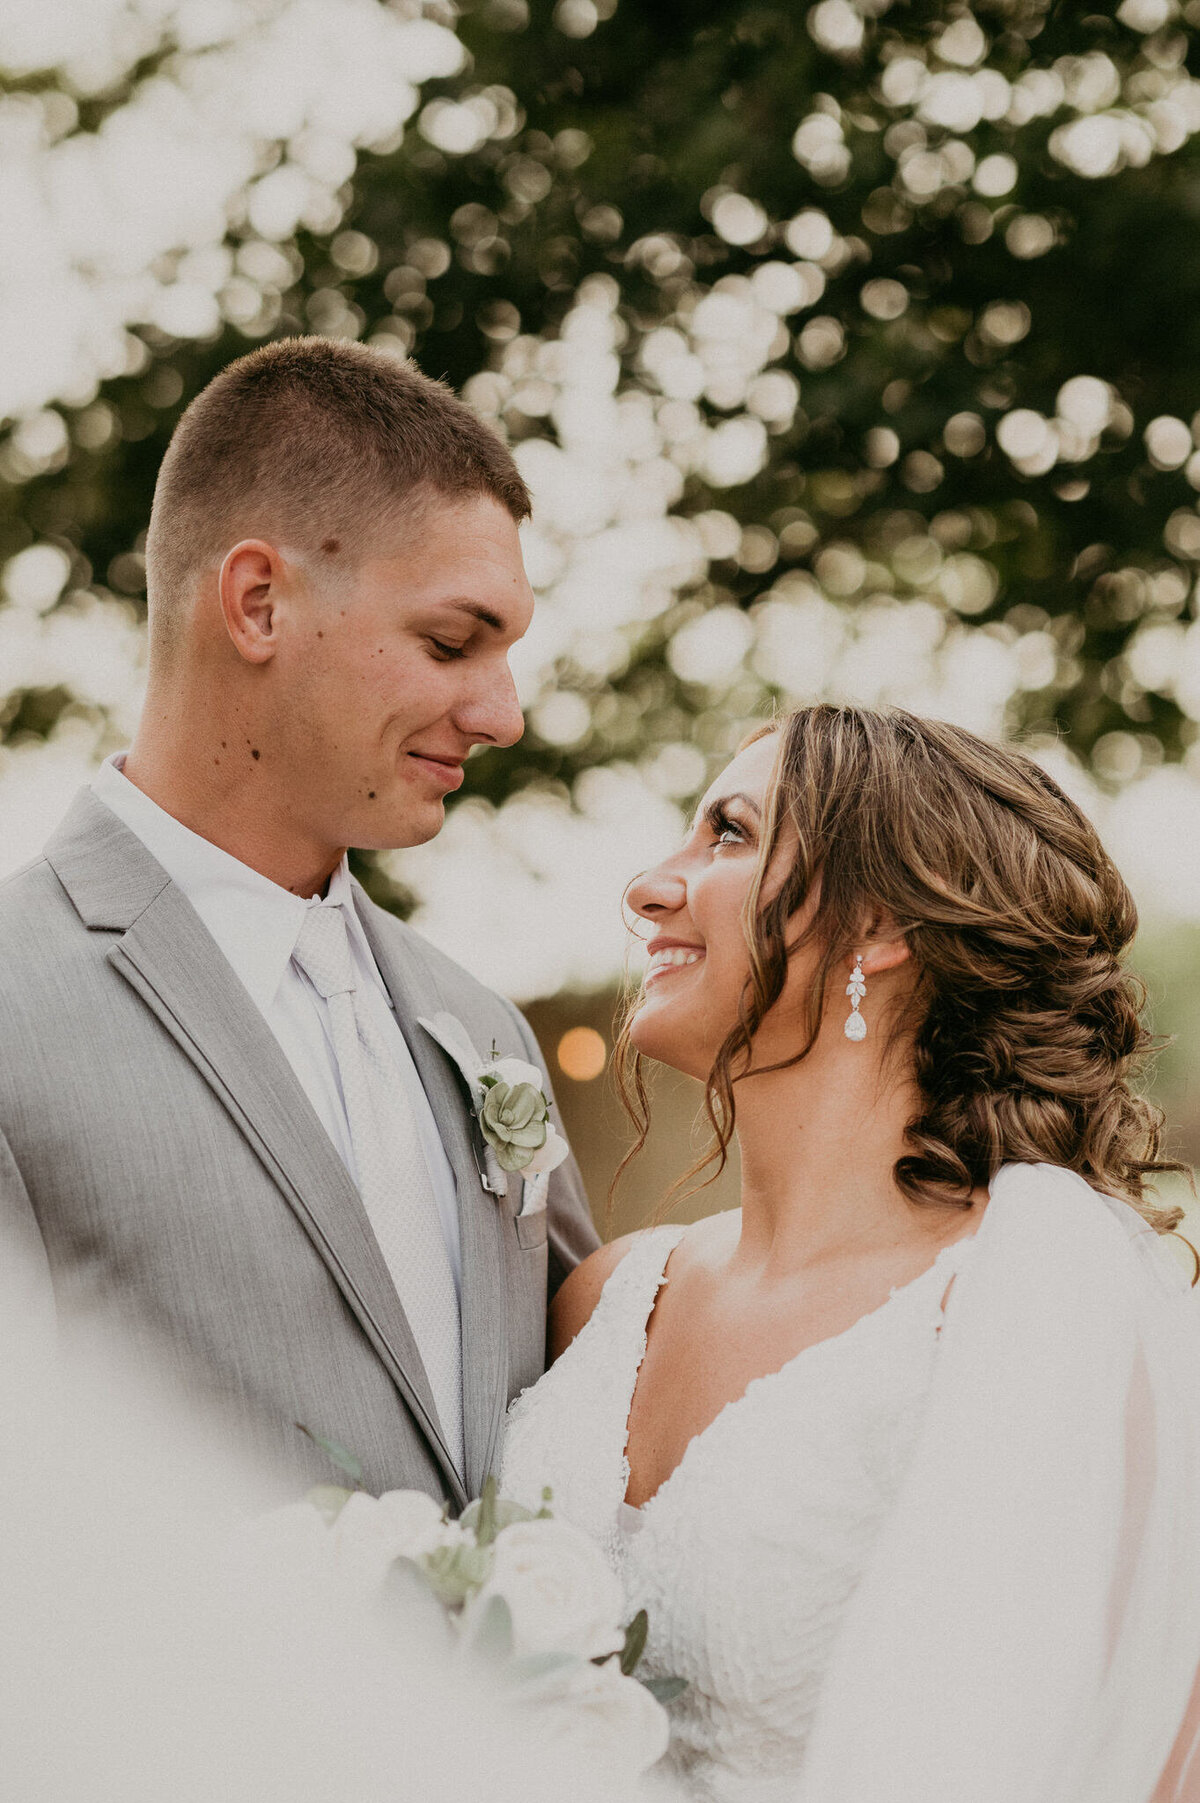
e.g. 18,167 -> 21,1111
91,755 -> 463,1296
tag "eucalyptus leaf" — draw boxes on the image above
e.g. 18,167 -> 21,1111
422,1541 -> 493,1608
619,1609 -> 649,1677
475,1472 -> 499,1547
460,1493 -> 535,1537
642,1675 -> 688,1704
468,1592 -> 514,1664
304,1484 -> 353,1525
294,1423 -> 364,1487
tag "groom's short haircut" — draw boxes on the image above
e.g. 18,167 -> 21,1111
144,336 -> 531,647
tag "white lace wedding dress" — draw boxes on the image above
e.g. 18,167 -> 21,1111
503,1220 -> 970,1800
500,1164 -> 1200,1803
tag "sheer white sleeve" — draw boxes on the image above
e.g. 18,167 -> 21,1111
797,1162 -> 1200,1803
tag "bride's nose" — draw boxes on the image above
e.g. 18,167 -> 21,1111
627,860 -> 688,923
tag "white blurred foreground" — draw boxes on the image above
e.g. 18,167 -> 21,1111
0,1243 -> 673,1803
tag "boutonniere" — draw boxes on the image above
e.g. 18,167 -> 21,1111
417,1012 -> 569,1217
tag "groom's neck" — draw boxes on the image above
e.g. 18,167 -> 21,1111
123,708 -> 344,900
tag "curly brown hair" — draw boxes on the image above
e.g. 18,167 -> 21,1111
614,704 -> 1185,1233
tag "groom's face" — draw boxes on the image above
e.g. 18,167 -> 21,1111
276,492 -> 533,852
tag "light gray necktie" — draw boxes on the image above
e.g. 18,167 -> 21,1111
292,902 -> 464,1475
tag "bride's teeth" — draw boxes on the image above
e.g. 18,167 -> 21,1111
648,947 -> 703,973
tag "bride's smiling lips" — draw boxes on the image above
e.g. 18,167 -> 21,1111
644,935 -> 706,984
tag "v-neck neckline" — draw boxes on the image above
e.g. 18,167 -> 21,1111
619,1226 -> 978,1521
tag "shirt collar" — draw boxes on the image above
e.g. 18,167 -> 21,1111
91,755 -> 392,1015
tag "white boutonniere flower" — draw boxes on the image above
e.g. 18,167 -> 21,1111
418,1012 -> 569,1216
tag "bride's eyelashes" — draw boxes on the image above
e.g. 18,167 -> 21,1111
706,802 -> 753,850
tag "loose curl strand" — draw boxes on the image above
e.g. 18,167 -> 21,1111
612,705 -> 1188,1234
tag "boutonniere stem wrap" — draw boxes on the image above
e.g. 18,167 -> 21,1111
418,1014 -> 569,1217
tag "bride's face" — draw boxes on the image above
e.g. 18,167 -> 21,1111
626,733 -> 812,1080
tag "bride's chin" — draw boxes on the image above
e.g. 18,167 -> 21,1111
628,1001 -> 708,1078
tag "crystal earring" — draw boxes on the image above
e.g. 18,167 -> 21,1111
845,955 -> 867,1041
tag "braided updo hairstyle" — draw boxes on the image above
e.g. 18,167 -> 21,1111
614,704 -> 1184,1231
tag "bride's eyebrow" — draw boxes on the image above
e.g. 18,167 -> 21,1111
690,791 -> 762,833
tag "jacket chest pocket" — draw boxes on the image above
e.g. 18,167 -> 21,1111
514,1209 -> 548,1250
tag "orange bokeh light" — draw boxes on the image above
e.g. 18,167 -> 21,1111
556,1026 -> 607,1082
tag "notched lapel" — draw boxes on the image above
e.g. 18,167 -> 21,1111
354,897 -> 510,1503
106,878 -> 468,1510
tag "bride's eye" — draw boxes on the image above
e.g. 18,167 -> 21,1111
710,807 -> 748,849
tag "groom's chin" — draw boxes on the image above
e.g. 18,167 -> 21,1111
349,795 -> 446,853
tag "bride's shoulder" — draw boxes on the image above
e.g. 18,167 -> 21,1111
970,1163 -> 1192,1312
549,1227 -> 667,1360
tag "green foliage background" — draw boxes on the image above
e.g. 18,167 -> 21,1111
7,1 -> 1200,781
2,0 -> 1198,1166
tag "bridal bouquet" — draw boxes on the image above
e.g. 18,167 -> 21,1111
270,1446 -> 672,1780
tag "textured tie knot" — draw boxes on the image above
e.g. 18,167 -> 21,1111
292,903 -> 357,1000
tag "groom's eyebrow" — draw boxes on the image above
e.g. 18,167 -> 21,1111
439,598 -> 507,632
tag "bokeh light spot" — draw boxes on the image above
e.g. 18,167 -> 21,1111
556,1027 -> 607,1082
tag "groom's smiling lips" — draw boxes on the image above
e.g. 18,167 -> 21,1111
406,749 -> 466,790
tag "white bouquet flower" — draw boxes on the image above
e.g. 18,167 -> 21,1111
531,1656 -> 677,1776
272,1438 -> 677,1781
466,1517 -> 625,1661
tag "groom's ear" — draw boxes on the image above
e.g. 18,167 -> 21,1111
219,538 -> 287,665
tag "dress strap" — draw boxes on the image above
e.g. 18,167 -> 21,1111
501,1223 -> 688,1544
588,1224 -> 686,1532
595,1222 -> 688,1343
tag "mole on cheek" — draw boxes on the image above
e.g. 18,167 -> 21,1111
321,537 -> 340,555
316,630 -> 323,639
368,791 -> 376,800
251,748 -> 260,760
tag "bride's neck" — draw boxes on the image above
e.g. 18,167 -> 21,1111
728,1042 -> 924,1272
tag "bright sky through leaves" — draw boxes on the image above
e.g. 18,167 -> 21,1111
4,0 -> 1200,998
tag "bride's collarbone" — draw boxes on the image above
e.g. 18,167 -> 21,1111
622,1216 -> 976,1508
623,1248 -> 831,1508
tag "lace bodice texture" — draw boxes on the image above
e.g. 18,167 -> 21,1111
500,1220 -> 974,1802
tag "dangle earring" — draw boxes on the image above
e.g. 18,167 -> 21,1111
844,955 -> 867,1042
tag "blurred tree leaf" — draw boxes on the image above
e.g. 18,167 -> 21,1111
5,0 -> 1200,891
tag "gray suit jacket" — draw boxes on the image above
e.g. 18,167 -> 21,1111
0,789 -> 598,1510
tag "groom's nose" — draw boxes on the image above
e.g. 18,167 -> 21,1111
454,658 -> 524,748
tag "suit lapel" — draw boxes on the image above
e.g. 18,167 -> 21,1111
354,895 -> 510,1502
45,792 -> 468,1510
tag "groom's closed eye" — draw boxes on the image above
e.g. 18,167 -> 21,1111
419,600 -> 513,662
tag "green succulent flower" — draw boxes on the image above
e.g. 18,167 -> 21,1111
479,1079 -> 549,1173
